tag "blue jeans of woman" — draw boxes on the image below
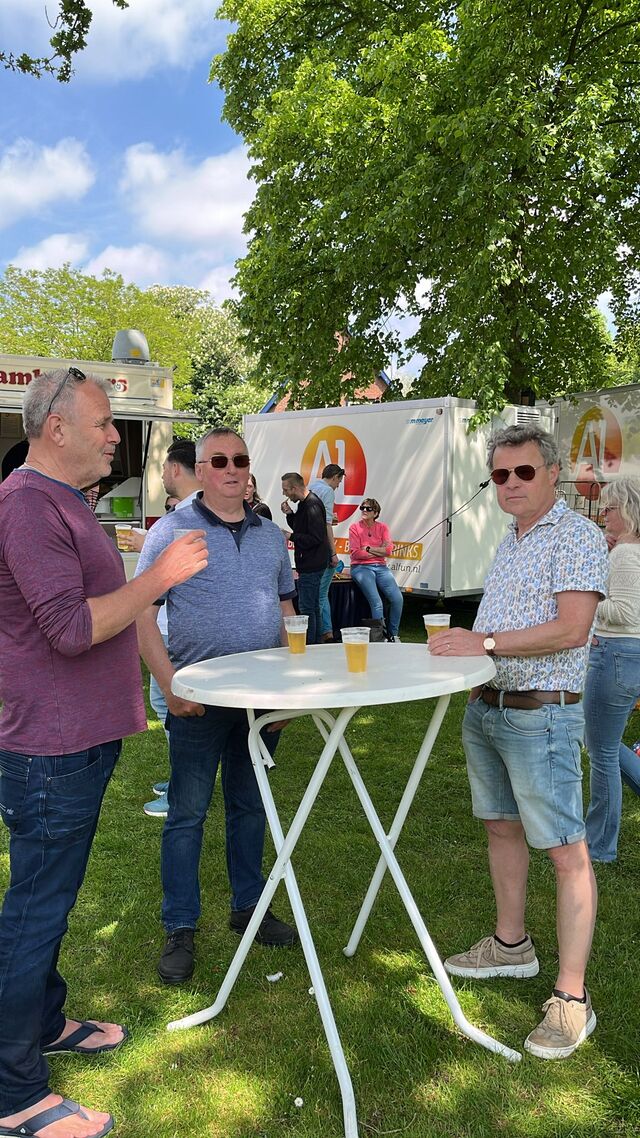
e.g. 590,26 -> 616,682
162,706 -> 279,930
350,563 -> 403,637
584,636 -> 640,861
0,740 -> 121,1113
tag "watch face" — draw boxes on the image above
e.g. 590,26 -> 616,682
484,637 -> 496,651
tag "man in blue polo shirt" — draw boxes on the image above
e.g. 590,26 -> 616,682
136,426 -> 298,984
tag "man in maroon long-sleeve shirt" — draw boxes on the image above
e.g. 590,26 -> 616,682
0,369 -> 207,1138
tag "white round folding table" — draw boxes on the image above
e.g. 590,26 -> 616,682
168,643 -> 521,1137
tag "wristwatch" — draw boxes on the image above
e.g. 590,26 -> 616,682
483,634 -> 497,656
365,545 -> 371,553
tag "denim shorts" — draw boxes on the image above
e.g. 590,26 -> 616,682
462,697 -> 586,849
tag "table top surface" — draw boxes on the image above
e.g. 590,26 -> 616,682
172,643 -> 496,710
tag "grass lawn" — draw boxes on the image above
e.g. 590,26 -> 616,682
1,596 -> 639,1137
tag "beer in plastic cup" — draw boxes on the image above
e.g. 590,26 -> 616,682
423,613 -> 451,644
284,614 -> 309,654
342,626 -> 370,673
115,524 -> 132,551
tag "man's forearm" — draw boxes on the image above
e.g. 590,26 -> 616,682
88,571 -> 167,645
136,608 -> 175,696
88,533 -> 207,645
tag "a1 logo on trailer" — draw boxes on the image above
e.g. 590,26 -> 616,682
301,426 -> 367,523
570,407 -> 622,498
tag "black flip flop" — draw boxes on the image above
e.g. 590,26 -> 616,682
41,1020 -> 129,1056
0,1097 -> 114,1137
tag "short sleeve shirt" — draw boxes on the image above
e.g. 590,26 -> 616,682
308,479 -> 334,523
474,499 -> 608,692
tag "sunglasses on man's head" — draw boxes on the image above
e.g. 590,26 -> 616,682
197,453 -> 251,470
490,463 -> 545,486
360,504 -> 375,512
46,366 -> 86,417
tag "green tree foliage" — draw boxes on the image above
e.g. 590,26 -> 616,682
213,0 -> 640,415
1,0 -> 128,82
0,267 -> 269,431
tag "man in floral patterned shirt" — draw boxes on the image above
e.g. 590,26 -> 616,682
430,424 -> 608,1060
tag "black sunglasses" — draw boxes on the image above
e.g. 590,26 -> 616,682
490,463 -> 545,486
360,504 -> 375,512
46,366 -> 86,417
196,454 -> 251,470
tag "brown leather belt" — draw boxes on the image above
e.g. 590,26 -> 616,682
480,687 -> 581,710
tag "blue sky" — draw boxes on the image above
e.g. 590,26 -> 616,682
0,0 -> 250,304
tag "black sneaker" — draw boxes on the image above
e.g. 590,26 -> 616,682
158,927 -> 195,984
229,906 -> 299,947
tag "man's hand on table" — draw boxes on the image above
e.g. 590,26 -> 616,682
428,628 -> 488,656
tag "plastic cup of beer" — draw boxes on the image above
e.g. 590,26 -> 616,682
115,524 -> 132,551
284,615 -> 309,654
423,613 -> 451,646
342,626 -> 370,673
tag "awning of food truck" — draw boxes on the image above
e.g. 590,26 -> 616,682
0,394 -> 198,423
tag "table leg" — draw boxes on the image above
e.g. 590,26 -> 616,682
344,694 -> 451,957
168,705 -> 361,1137
331,722 -> 521,1063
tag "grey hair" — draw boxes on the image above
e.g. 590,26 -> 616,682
22,370 -> 111,439
601,477 -> 640,538
487,424 -> 561,470
195,426 -> 246,460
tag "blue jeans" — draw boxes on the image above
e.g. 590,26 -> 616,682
318,564 -> 335,637
0,740 -> 121,1113
462,698 -> 586,849
296,570 -> 324,645
162,706 -> 279,929
584,637 -> 640,861
351,564 -> 404,637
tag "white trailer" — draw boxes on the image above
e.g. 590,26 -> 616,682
244,398 -> 553,598
0,348 -> 196,531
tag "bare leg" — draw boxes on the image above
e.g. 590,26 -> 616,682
485,819 -> 529,942
547,839 -> 597,996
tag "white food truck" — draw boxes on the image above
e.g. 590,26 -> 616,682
0,333 -> 197,539
244,397 -> 554,598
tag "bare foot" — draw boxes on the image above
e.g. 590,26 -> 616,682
47,1019 -> 125,1052
0,1094 -> 112,1138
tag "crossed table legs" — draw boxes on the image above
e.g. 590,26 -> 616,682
167,696 -> 521,1138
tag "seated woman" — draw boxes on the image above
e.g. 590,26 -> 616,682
584,476 -> 640,861
349,497 -> 403,641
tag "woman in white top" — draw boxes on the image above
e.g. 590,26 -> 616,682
584,477 -> 640,861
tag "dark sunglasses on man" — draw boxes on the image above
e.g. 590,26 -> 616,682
490,463 -> 545,486
196,454 -> 251,470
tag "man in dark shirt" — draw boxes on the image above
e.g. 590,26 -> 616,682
0,369 -> 207,1138
281,471 -> 331,644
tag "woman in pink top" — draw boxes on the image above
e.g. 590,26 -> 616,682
349,497 -> 403,640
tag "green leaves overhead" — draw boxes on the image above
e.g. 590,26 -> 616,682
1,1 -> 129,81
213,0 -> 640,413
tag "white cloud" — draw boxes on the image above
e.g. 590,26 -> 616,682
0,0 -> 226,81
13,232 -> 89,270
0,138 -> 95,230
84,243 -> 169,285
197,264 -> 239,306
120,143 -> 254,251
